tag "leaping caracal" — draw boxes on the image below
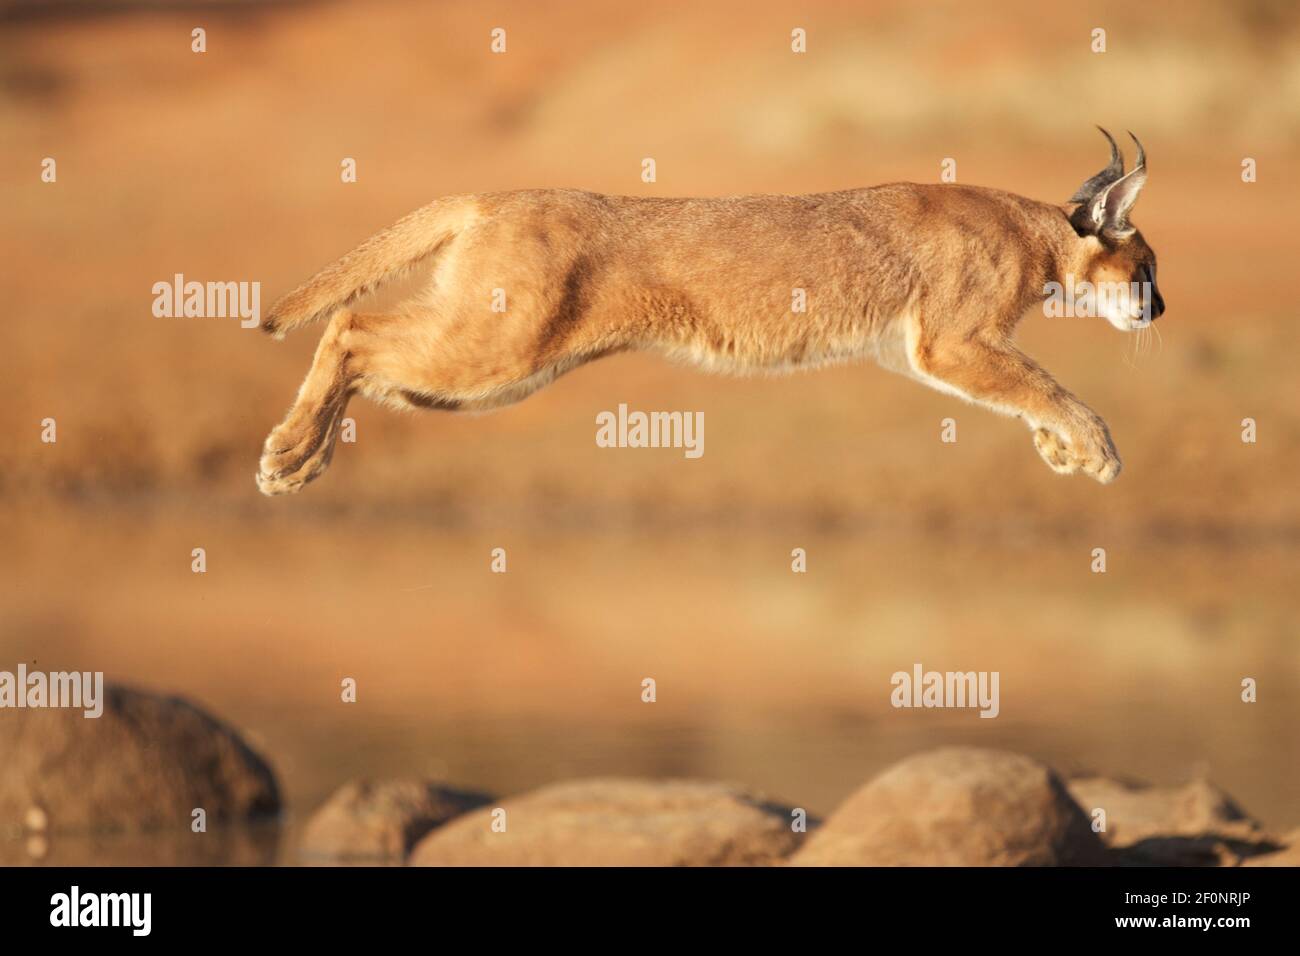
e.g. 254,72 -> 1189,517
257,128 -> 1164,496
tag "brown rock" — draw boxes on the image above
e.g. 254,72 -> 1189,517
1243,828 -> 1300,867
0,684 -> 279,835
409,778 -> 808,866
1066,776 -> 1276,866
791,747 -> 1105,866
300,779 -> 492,861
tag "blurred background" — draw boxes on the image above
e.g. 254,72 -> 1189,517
1,0 -> 1297,862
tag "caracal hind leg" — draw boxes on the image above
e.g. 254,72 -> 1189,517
257,309 -> 442,495
257,309 -> 364,496
909,330 -> 1122,483
344,295 -> 610,414
258,306 -> 600,495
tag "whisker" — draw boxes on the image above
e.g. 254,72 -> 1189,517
1122,330 -> 1138,370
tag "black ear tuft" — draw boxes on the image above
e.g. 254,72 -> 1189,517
1069,127 -> 1125,205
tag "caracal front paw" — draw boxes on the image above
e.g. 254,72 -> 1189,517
1033,418 -> 1121,484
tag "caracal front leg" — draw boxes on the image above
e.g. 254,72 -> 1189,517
908,329 -> 1121,483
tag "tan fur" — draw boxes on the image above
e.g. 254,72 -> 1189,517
257,170 -> 1162,495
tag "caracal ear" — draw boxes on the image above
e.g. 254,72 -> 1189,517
1088,132 -> 1148,239
1069,126 -> 1124,204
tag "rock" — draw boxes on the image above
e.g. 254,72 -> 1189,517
790,747 -> 1105,866
409,778 -> 808,866
300,779 -> 492,861
1243,829 -> 1300,867
1066,776 -> 1276,866
0,684 -> 280,835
